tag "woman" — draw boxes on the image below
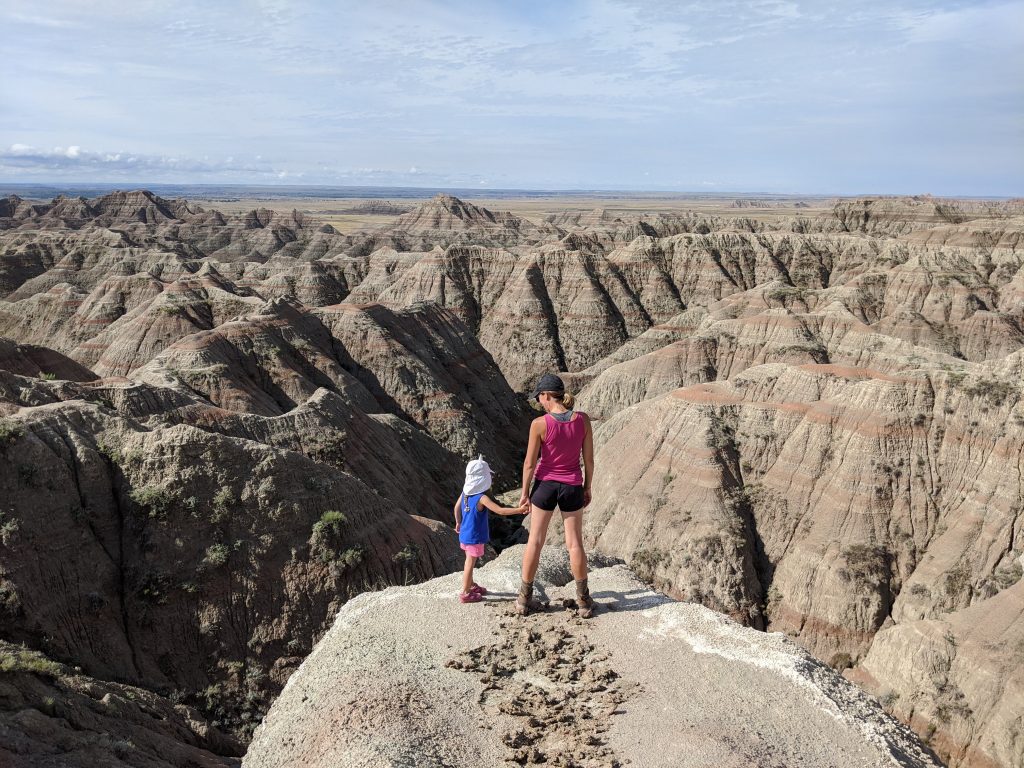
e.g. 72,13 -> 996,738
517,373 -> 595,618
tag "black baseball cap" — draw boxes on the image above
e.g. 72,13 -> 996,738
530,373 -> 565,400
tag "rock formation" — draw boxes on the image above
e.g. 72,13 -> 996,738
2,189 -> 1022,766
245,546 -> 940,768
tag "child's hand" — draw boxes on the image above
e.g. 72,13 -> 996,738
455,522 -> 461,533
518,502 -> 530,514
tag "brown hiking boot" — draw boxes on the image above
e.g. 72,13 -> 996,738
576,578 -> 595,619
515,581 -> 533,616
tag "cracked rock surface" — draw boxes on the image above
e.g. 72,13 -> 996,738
245,546 -> 940,768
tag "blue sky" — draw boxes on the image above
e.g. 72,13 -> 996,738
0,0 -> 1021,194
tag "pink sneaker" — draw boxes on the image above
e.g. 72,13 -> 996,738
470,583 -> 488,596
459,591 -> 483,604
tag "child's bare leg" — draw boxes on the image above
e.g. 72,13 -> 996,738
462,553 -> 476,594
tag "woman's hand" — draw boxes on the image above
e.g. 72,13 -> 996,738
518,491 -> 530,509
518,502 -> 530,514
584,487 -> 592,508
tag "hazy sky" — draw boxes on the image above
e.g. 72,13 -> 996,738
0,0 -> 1021,194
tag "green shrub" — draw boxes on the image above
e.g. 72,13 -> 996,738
313,510 -> 347,537
392,543 -> 419,565
38,372 -> 57,381
130,486 -> 176,520
203,544 -> 230,568
0,420 -> 24,450
0,515 -> 19,546
211,488 -> 234,522
337,545 -> 365,569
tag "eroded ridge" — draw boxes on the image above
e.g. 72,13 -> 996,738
446,606 -> 637,767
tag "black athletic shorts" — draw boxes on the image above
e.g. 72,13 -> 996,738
530,479 -> 586,513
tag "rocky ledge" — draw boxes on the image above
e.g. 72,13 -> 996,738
245,546 -> 940,768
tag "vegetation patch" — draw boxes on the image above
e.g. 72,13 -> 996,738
310,511 -> 363,565
0,646 -> 62,679
963,378 -> 1019,407
130,485 -> 177,520
0,419 -> 24,451
837,544 -> 891,587
943,563 -> 972,598
202,543 -> 231,569
829,652 -> 853,671
632,548 -> 669,582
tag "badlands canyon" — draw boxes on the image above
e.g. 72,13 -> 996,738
0,189 -> 1022,767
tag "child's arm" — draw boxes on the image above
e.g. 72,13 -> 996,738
479,495 -> 530,516
453,494 -> 463,532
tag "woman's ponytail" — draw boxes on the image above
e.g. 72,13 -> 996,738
561,391 -> 575,409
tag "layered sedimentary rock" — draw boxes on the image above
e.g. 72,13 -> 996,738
3,190 -> 1023,766
585,360 -> 1023,767
0,400 -> 462,740
0,641 -> 241,767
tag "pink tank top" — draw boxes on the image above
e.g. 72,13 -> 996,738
535,412 -> 586,485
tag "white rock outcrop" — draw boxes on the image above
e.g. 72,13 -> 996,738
245,547 -> 940,768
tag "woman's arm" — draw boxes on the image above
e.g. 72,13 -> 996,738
582,414 -> 594,507
519,418 -> 543,507
480,495 -> 530,516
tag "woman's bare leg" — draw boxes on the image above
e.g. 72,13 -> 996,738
562,511 -> 588,582
521,505 -> 554,584
563,511 -> 594,617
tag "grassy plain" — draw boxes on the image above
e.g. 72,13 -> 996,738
203,194 -> 833,234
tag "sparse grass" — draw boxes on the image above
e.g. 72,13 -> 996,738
38,372 -> 57,381
0,646 -> 62,678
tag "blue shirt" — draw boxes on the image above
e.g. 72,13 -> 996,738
458,492 -> 489,545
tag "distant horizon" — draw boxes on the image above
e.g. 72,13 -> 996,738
0,181 -> 1019,203
2,2 -> 1021,197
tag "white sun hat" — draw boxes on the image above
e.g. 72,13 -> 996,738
463,454 -> 493,496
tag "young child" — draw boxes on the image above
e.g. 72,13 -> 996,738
454,455 -> 527,603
